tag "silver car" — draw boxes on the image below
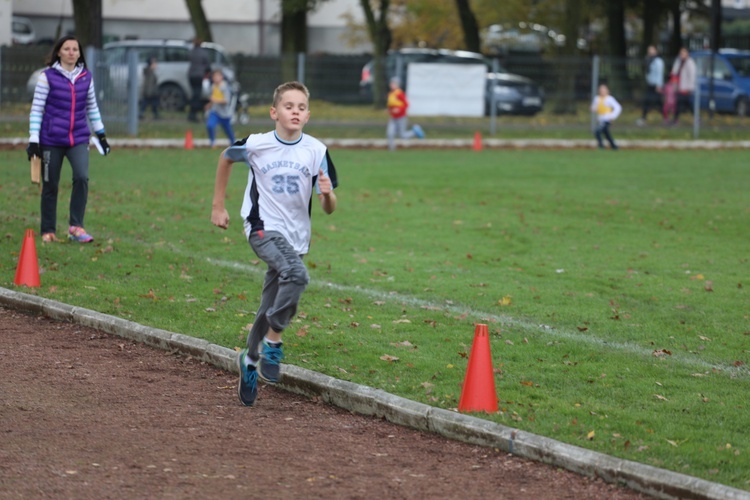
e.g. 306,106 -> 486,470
26,39 -> 236,111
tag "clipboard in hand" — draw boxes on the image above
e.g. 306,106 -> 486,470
30,156 -> 41,185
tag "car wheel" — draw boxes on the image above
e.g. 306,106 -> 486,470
160,83 -> 187,112
735,96 -> 748,118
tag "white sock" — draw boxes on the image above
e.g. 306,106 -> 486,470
264,336 -> 283,347
244,353 -> 257,367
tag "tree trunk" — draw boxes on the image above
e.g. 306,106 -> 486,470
454,0 -> 480,53
553,0 -> 583,114
185,0 -> 213,42
667,0 -> 682,59
605,0 -> 630,99
281,0 -> 309,82
72,0 -> 103,49
641,0 -> 665,53
360,0 -> 392,109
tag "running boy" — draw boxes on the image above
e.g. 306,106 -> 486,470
590,83 -> 622,150
210,81 -> 338,407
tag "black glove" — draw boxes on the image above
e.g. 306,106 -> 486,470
96,132 -> 111,156
26,142 -> 41,161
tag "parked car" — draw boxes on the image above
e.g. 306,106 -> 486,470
359,48 -> 544,116
12,16 -> 36,45
485,71 -> 544,116
26,39 -> 236,112
691,49 -> 750,117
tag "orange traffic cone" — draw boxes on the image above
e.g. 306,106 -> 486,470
14,229 -> 41,288
458,323 -> 498,413
184,129 -> 194,150
473,131 -> 483,151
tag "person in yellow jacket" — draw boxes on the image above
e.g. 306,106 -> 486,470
590,83 -> 622,150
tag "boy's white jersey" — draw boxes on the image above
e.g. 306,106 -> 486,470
224,131 -> 336,255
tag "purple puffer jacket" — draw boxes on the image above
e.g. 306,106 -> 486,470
40,68 -> 91,147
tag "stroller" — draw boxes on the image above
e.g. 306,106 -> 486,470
229,81 -> 250,125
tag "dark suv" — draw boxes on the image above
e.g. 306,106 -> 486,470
359,48 -> 544,116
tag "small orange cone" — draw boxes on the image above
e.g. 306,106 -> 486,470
14,229 -> 41,288
184,129 -> 194,150
458,323 -> 498,413
473,131 -> 483,151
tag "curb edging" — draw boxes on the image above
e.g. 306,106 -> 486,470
1,287 -> 747,500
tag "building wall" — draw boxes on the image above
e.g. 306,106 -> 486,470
11,0 -> 369,55
0,0 -> 12,47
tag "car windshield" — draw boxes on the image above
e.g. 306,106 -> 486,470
727,56 -> 750,77
205,48 -> 230,66
13,20 -> 32,35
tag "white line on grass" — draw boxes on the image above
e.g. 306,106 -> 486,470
207,257 -> 748,377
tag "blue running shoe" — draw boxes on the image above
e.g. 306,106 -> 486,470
259,341 -> 283,383
236,348 -> 258,406
412,124 -> 425,139
68,226 -> 93,243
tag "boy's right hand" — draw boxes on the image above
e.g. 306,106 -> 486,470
211,208 -> 229,229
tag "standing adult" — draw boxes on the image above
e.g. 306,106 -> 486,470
26,35 -> 110,244
637,45 -> 664,126
140,56 -> 160,120
187,37 -> 211,123
670,47 -> 697,124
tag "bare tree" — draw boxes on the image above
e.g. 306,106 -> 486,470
454,0 -> 480,52
553,0 -> 585,114
641,0 -> 667,54
360,0 -> 392,108
72,0 -> 103,48
603,0 -> 630,99
185,0 -> 213,42
280,0 -> 310,81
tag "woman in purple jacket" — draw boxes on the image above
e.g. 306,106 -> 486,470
26,35 -> 110,243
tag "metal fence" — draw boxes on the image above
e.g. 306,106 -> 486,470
3,44 -> 747,139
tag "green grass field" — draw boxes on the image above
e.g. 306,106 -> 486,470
1,146 -> 748,490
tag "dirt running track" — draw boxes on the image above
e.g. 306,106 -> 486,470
0,306 -> 648,499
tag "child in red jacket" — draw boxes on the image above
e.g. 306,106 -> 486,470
386,77 -> 424,151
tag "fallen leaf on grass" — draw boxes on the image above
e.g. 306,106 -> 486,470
391,340 -> 415,349
139,289 -> 158,301
652,349 -> 672,357
380,354 -> 399,362
498,295 -> 512,306
586,430 -> 595,440
654,394 -> 669,401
